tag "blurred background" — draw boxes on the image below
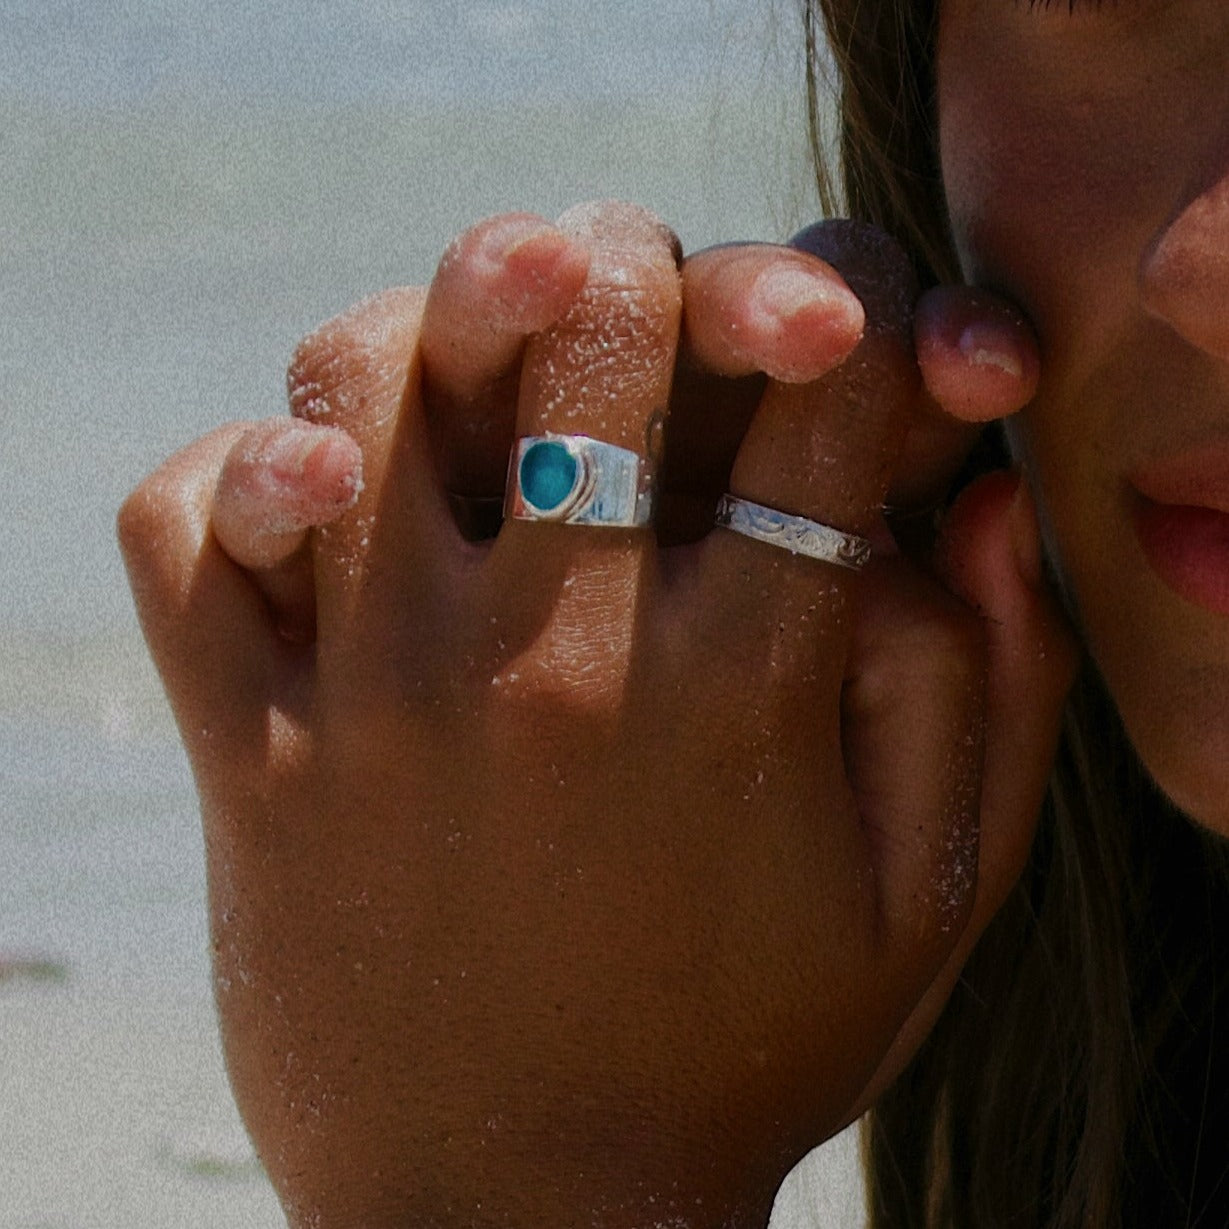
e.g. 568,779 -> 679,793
0,1 -> 862,1223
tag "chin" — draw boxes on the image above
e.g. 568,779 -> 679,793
1121,700 -> 1229,837
1154,773 -> 1229,840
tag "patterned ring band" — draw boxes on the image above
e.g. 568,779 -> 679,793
714,493 -> 871,570
505,433 -> 655,528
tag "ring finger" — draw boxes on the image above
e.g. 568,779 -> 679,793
661,241 -> 866,542
691,221 -> 920,689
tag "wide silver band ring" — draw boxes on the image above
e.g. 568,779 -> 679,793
714,493 -> 871,570
505,433 -> 654,528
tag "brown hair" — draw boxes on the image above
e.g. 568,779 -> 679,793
805,1 -> 1229,1224
805,0 -> 953,285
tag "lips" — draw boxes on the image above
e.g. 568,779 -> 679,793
1130,443 -> 1229,616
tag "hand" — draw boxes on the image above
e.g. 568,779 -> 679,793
119,202 -> 1071,1229
660,222 -> 1058,1123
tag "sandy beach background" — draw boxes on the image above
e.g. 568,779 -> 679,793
1,1 -> 864,1223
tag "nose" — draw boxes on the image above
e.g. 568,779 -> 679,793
1139,171 -> 1229,360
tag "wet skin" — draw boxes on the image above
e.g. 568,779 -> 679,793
938,0 -> 1229,829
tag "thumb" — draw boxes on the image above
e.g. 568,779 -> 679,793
842,552 -> 988,969
842,470 -> 1076,1122
934,469 -> 1078,918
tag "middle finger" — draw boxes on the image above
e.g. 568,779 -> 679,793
482,201 -> 683,703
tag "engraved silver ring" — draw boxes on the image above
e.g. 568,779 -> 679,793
713,493 -> 871,570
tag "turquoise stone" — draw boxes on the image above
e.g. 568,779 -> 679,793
520,440 -> 578,512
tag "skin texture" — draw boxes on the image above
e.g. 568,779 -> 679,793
119,202 -> 1073,1227
938,0 -> 1229,831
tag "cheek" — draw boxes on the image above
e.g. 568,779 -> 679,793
937,60 -> 1138,553
937,52 -> 1158,348
937,13 -> 1229,832
938,52 -> 1057,301
936,37 -> 1161,632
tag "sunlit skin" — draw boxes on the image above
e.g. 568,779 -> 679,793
938,0 -> 1229,829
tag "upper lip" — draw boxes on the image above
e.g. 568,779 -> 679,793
1129,440 -> 1229,514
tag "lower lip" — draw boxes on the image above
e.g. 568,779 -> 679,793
1133,499 -> 1229,616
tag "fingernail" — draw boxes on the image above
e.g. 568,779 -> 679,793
266,428 -> 327,482
480,217 -> 566,271
1009,473 -> 1044,588
753,264 -> 862,324
958,321 -> 1025,380
266,427 -> 363,510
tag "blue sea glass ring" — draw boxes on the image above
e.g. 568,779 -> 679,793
505,434 -> 654,527
519,439 -> 582,514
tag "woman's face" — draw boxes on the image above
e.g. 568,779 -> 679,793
937,0 -> 1229,831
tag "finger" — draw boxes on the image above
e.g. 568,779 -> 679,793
729,220 -> 916,534
513,200 -> 682,450
288,285 -> 428,450
680,243 -> 864,383
842,557 -> 988,959
420,213 -> 590,505
888,287 -> 1040,511
841,470 -> 1076,1122
657,243 -> 864,543
933,470 -> 1077,921
212,417 -> 363,642
691,221 -> 919,693
117,425 -> 294,763
480,202 -> 682,704
286,287 -> 455,642
916,287 -> 1039,423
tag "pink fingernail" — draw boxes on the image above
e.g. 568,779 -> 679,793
266,428 -> 326,482
478,217 -> 565,272
754,265 -> 862,323
267,428 -> 363,509
958,322 -> 1024,379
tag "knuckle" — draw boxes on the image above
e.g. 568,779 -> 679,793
115,477 -> 162,568
516,201 -> 683,442
117,424 -> 246,604
116,469 -> 192,609
486,656 -> 629,727
526,271 -> 680,428
286,286 -> 425,428
557,279 -> 675,400
791,218 -> 913,282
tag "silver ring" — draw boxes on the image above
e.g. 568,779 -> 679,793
505,434 -> 654,528
714,493 -> 871,570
